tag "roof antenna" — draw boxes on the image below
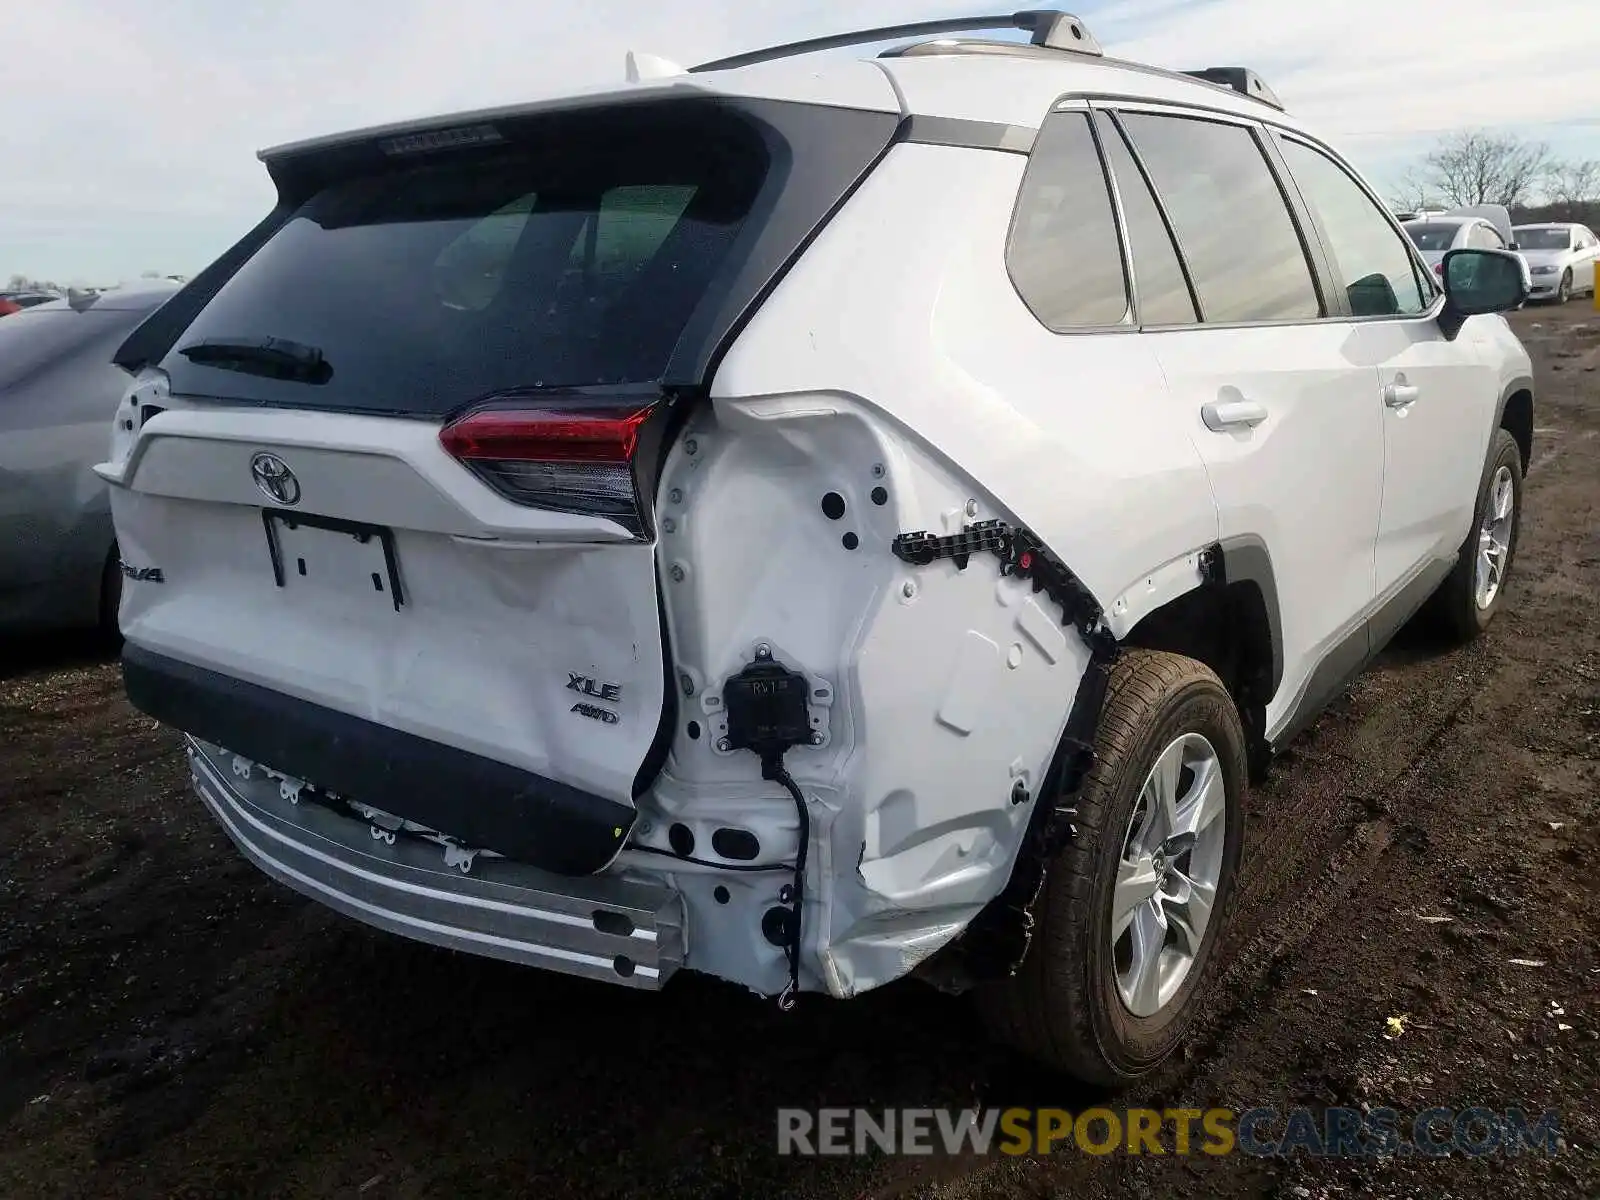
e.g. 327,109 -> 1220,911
626,51 -> 686,82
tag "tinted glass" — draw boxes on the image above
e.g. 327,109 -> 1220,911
1404,223 -> 1463,252
1279,139 -> 1427,317
1119,113 -> 1319,323
1513,227 -> 1573,251
1096,114 -> 1197,325
1007,111 -> 1130,330
162,106 -> 769,416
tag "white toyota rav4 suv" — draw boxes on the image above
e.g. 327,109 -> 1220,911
101,12 -> 1534,1083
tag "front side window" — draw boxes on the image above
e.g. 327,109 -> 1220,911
1278,138 -> 1429,318
1007,110 -> 1130,330
1118,112 -> 1320,324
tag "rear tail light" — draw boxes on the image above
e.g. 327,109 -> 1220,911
439,398 -> 658,535
1434,262 -> 1445,275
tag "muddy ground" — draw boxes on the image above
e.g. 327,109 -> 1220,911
2,303 -> 1598,1200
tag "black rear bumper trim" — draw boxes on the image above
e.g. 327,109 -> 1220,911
122,644 -> 634,875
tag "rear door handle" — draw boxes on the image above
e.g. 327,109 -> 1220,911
1200,400 -> 1269,432
1384,382 -> 1421,409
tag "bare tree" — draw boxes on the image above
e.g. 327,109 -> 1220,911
1391,172 -> 1443,213
1543,158 -> 1600,214
6,273 -> 62,292
1413,130 -> 1553,209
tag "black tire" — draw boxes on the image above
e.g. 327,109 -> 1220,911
1424,428 -> 1523,644
1557,271 -> 1572,304
978,649 -> 1246,1084
98,545 -> 124,644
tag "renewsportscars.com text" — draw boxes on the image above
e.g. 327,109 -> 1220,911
777,1106 -> 1561,1159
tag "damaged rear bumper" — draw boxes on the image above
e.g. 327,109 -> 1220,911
186,737 -> 685,989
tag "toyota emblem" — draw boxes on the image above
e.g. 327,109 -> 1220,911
250,451 -> 301,506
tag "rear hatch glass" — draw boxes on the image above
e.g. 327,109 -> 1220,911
162,103 -> 770,416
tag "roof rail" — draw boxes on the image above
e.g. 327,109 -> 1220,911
689,9 -> 1101,74
1181,67 -> 1284,111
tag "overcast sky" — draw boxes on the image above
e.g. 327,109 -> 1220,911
3,1 -> 1597,284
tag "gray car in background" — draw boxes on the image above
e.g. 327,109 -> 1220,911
0,280 -> 179,635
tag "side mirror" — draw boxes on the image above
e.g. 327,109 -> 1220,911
1438,249 -> 1528,339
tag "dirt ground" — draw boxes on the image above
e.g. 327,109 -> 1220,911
2,303 -> 1598,1200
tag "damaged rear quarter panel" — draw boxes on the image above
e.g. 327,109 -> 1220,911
650,393 -> 1093,998
666,143 -> 1217,997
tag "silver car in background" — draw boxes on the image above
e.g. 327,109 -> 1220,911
1512,223 -> 1599,303
1402,215 -> 1515,282
0,281 -> 179,635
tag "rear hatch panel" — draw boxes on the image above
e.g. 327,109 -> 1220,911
104,92 -> 902,874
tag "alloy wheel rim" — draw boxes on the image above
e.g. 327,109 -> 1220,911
1111,732 -> 1228,1018
1474,465 -> 1515,610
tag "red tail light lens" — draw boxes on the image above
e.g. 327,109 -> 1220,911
440,401 -> 657,535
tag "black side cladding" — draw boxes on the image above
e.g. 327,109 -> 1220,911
891,520 -> 1120,982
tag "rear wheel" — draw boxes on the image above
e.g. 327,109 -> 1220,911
979,649 -> 1246,1084
1424,427 -> 1522,643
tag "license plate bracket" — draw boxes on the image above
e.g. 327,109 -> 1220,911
261,509 -> 404,612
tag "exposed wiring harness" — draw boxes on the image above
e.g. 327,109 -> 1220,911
763,753 -> 809,1012
712,649 -> 818,1011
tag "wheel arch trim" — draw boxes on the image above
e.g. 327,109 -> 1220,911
1495,375 -> 1534,472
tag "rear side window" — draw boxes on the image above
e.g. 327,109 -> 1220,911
1118,113 -> 1320,324
1094,113 -> 1198,325
162,105 -> 770,416
1277,138 -> 1429,318
1007,110 -> 1130,330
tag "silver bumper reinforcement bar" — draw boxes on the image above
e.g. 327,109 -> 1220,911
186,737 -> 685,989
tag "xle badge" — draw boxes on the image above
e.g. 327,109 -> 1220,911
567,673 -> 621,725
567,673 -> 622,702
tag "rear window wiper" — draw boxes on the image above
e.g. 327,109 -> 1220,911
177,336 -> 332,383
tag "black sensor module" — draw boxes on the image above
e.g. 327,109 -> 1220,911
722,658 -> 812,760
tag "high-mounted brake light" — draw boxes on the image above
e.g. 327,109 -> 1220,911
439,402 -> 659,535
